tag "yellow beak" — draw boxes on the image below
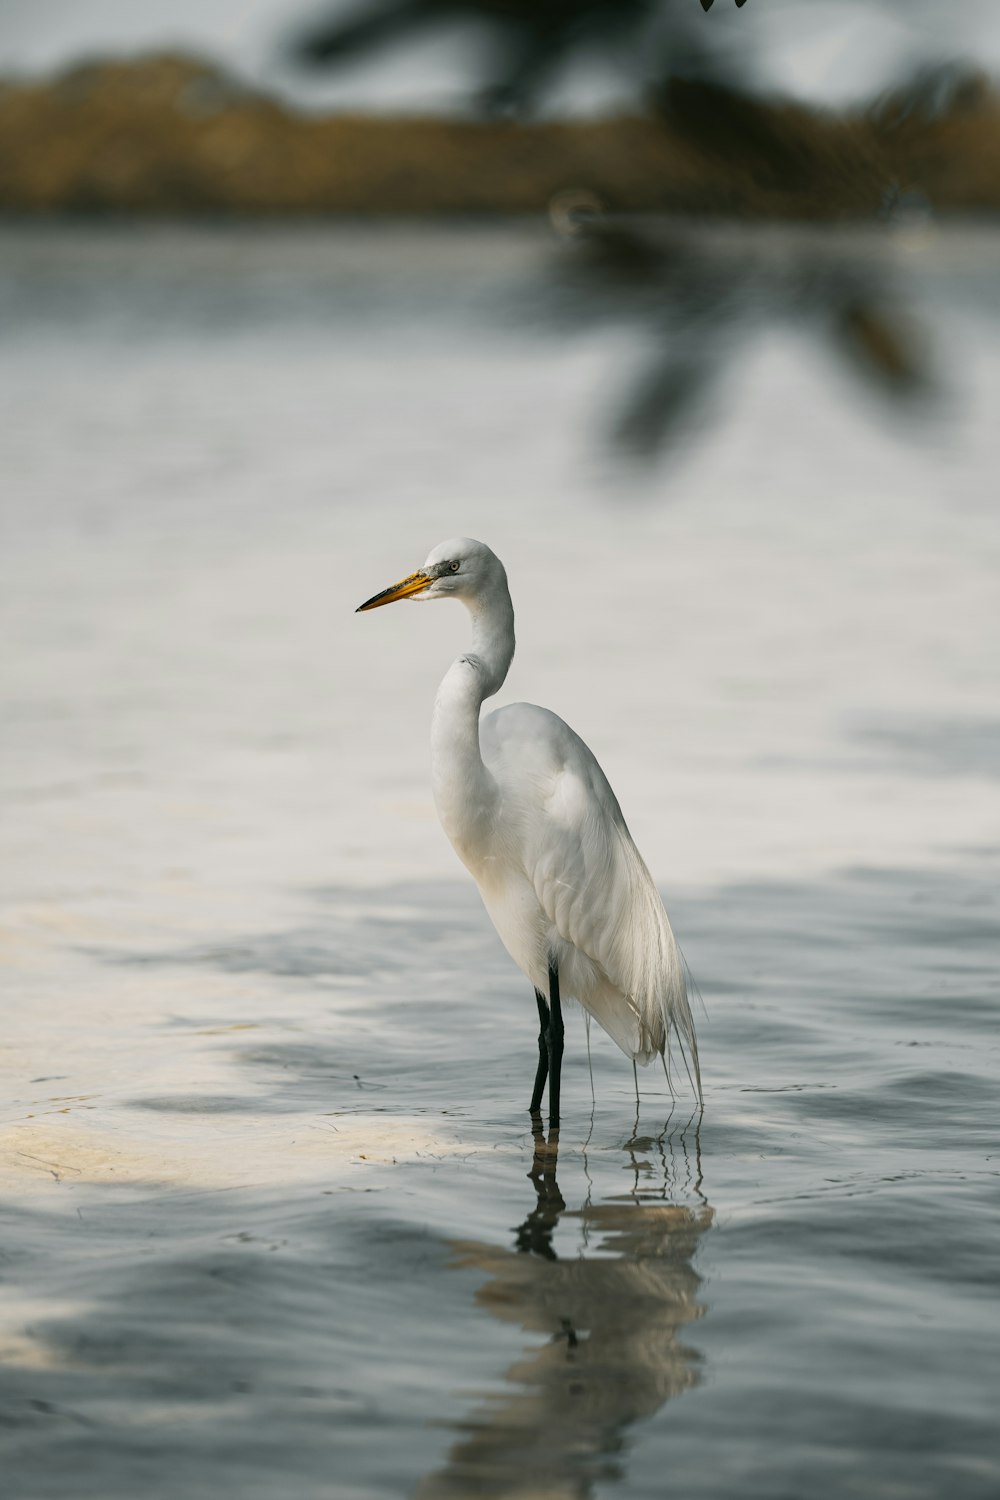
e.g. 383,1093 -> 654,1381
356,570 -> 431,612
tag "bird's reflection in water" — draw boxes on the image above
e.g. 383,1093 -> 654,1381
417,1113 -> 713,1499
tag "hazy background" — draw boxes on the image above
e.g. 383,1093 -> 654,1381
2,5 -> 998,1499
3,0 -> 1000,108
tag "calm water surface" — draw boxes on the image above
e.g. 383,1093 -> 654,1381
1,224 -> 998,1499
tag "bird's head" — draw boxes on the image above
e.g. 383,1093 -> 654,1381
356,537 -> 507,613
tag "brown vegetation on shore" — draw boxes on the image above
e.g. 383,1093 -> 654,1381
1,53 -> 999,218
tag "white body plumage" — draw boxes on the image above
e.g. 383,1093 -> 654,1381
358,537 -> 700,1099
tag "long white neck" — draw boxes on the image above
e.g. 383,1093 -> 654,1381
431,584 -> 515,863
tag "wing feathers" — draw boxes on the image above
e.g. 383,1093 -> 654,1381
483,702 -> 701,1096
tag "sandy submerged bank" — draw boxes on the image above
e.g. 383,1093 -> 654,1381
2,52 -> 1000,218
0,921 -> 469,1202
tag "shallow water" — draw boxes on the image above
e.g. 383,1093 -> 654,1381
1,223 -> 999,1499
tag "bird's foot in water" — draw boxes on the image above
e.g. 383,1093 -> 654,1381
528,1107 -> 560,1153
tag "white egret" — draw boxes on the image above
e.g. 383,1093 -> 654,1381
357,538 -> 700,1125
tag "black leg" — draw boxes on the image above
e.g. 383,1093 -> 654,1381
546,959 -> 564,1130
529,988 -> 549,1113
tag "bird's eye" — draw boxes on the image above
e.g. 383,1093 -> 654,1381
449,560 -> 460,573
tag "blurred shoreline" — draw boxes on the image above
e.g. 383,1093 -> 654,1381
3,51 -> 1000,219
